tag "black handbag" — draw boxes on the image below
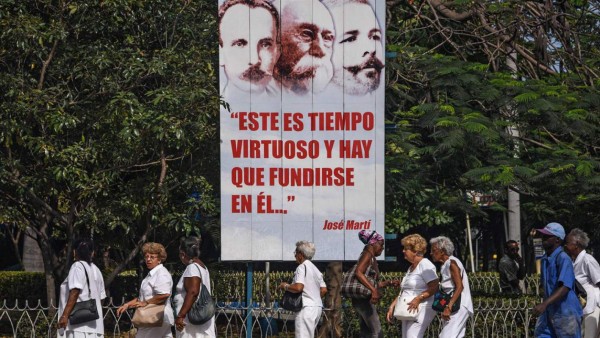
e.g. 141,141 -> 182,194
281,291 -> 302,312
187,263 -> 216,325
281,265 -> 306,312
69,262 -> 99,325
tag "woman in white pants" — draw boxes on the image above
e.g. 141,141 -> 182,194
386,234 -> 439,338
564,228 -> 600,338
279,241 -> 327,338
430,236 -> 473,338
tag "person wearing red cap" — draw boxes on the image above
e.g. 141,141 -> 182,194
533,222 -> 582,338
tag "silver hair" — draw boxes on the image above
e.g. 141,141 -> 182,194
430,236 -> 455,256
568,228 -> 590,249
296,240 -> 316,260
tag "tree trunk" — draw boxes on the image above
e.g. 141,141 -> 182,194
22,227 -> 44,272
318,262 -> 343,338
37,234 -> 58,309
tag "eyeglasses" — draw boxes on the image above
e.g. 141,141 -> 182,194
144,254 -> 159,260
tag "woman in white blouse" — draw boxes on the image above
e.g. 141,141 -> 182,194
429,236 -> 473,338
564,228 -> 600,338
173,236 -> 216,338
386,234 -> 439,338
57,238 -> 106,337
278,241 -> 327,338
117,242 -> 174,337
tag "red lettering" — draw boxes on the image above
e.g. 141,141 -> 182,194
232,195 -> 252,213
238,112 -> 279,131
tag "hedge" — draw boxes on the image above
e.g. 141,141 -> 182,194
0,271 -> 46,305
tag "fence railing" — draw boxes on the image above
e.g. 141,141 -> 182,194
0,297 -> 538,337
1,271 -> 540,337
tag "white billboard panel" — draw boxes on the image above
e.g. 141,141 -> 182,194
219,0 -> 385,261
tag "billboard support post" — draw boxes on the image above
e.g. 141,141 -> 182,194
246,262 -> 253,338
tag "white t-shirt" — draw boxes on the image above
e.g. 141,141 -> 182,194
400,258 -> 437,304
440,256 -> 473,314
573,250 -> 600,315
294,260 -> 326,307
173,262 -> 216,337
139,264 -> 174,325
58,261 -> 106,336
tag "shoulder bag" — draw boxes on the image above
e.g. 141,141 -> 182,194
432,287 -> 460,313
431,262 -> 463,313
432,261 -> 462,314
188,263 -> 216,325
131,268 -> 165,328
131,303 -> 165,327
393,292 -> 422,321
69,262 -> 100,325
341,254 -> 378,299
281,265 -> 306,312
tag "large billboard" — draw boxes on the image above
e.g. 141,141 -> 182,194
219,0 -> 385,261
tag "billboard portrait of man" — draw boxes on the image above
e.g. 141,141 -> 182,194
219,0 -> 280,100
324,0 -> 384,96
274,0 -> 335,96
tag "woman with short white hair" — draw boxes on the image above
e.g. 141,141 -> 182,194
564,228 -> 600,338
429,236 -> 473,338
279,241 -> 327,338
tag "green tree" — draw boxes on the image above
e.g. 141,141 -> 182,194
384,0 -> 600,255
0,0 -> 220,304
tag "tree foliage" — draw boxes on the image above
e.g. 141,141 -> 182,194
384,0 -> 600,252
0,0 -> 220,302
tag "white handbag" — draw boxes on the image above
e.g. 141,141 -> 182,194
393,294 -> 422,321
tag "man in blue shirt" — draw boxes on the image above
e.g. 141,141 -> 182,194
533,222 -> 583,337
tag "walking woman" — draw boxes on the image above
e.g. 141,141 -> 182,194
349,230 -> 397,338
173,236 -> 216,337
117,242 -> 174,337
57,238 -> 106,337
564,228 -> 600,338
386,234 -> 438,337
429,236 -> 473,338
278,241 -> 327,338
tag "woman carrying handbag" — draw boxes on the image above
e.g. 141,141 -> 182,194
346,230 -> 398,338
117,242 -> 174,337
57,238 -> 106,337
386,234 -> 438,338
278,241 -> 327,338
173,236 -> 216,338
429,236 -> 473,338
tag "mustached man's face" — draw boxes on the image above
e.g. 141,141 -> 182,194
276,0 -> 335,95
220,4 -> 279,94
330,2 -> 384,96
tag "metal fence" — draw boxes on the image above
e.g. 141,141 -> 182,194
0,298 -> 538,337
1,271 -> 540,337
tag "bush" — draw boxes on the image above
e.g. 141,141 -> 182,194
0,271 -> 46,306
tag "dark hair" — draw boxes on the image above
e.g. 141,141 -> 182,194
74,238 -> 95,263
504,240 -> 518,250
180,236 -> 202,259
